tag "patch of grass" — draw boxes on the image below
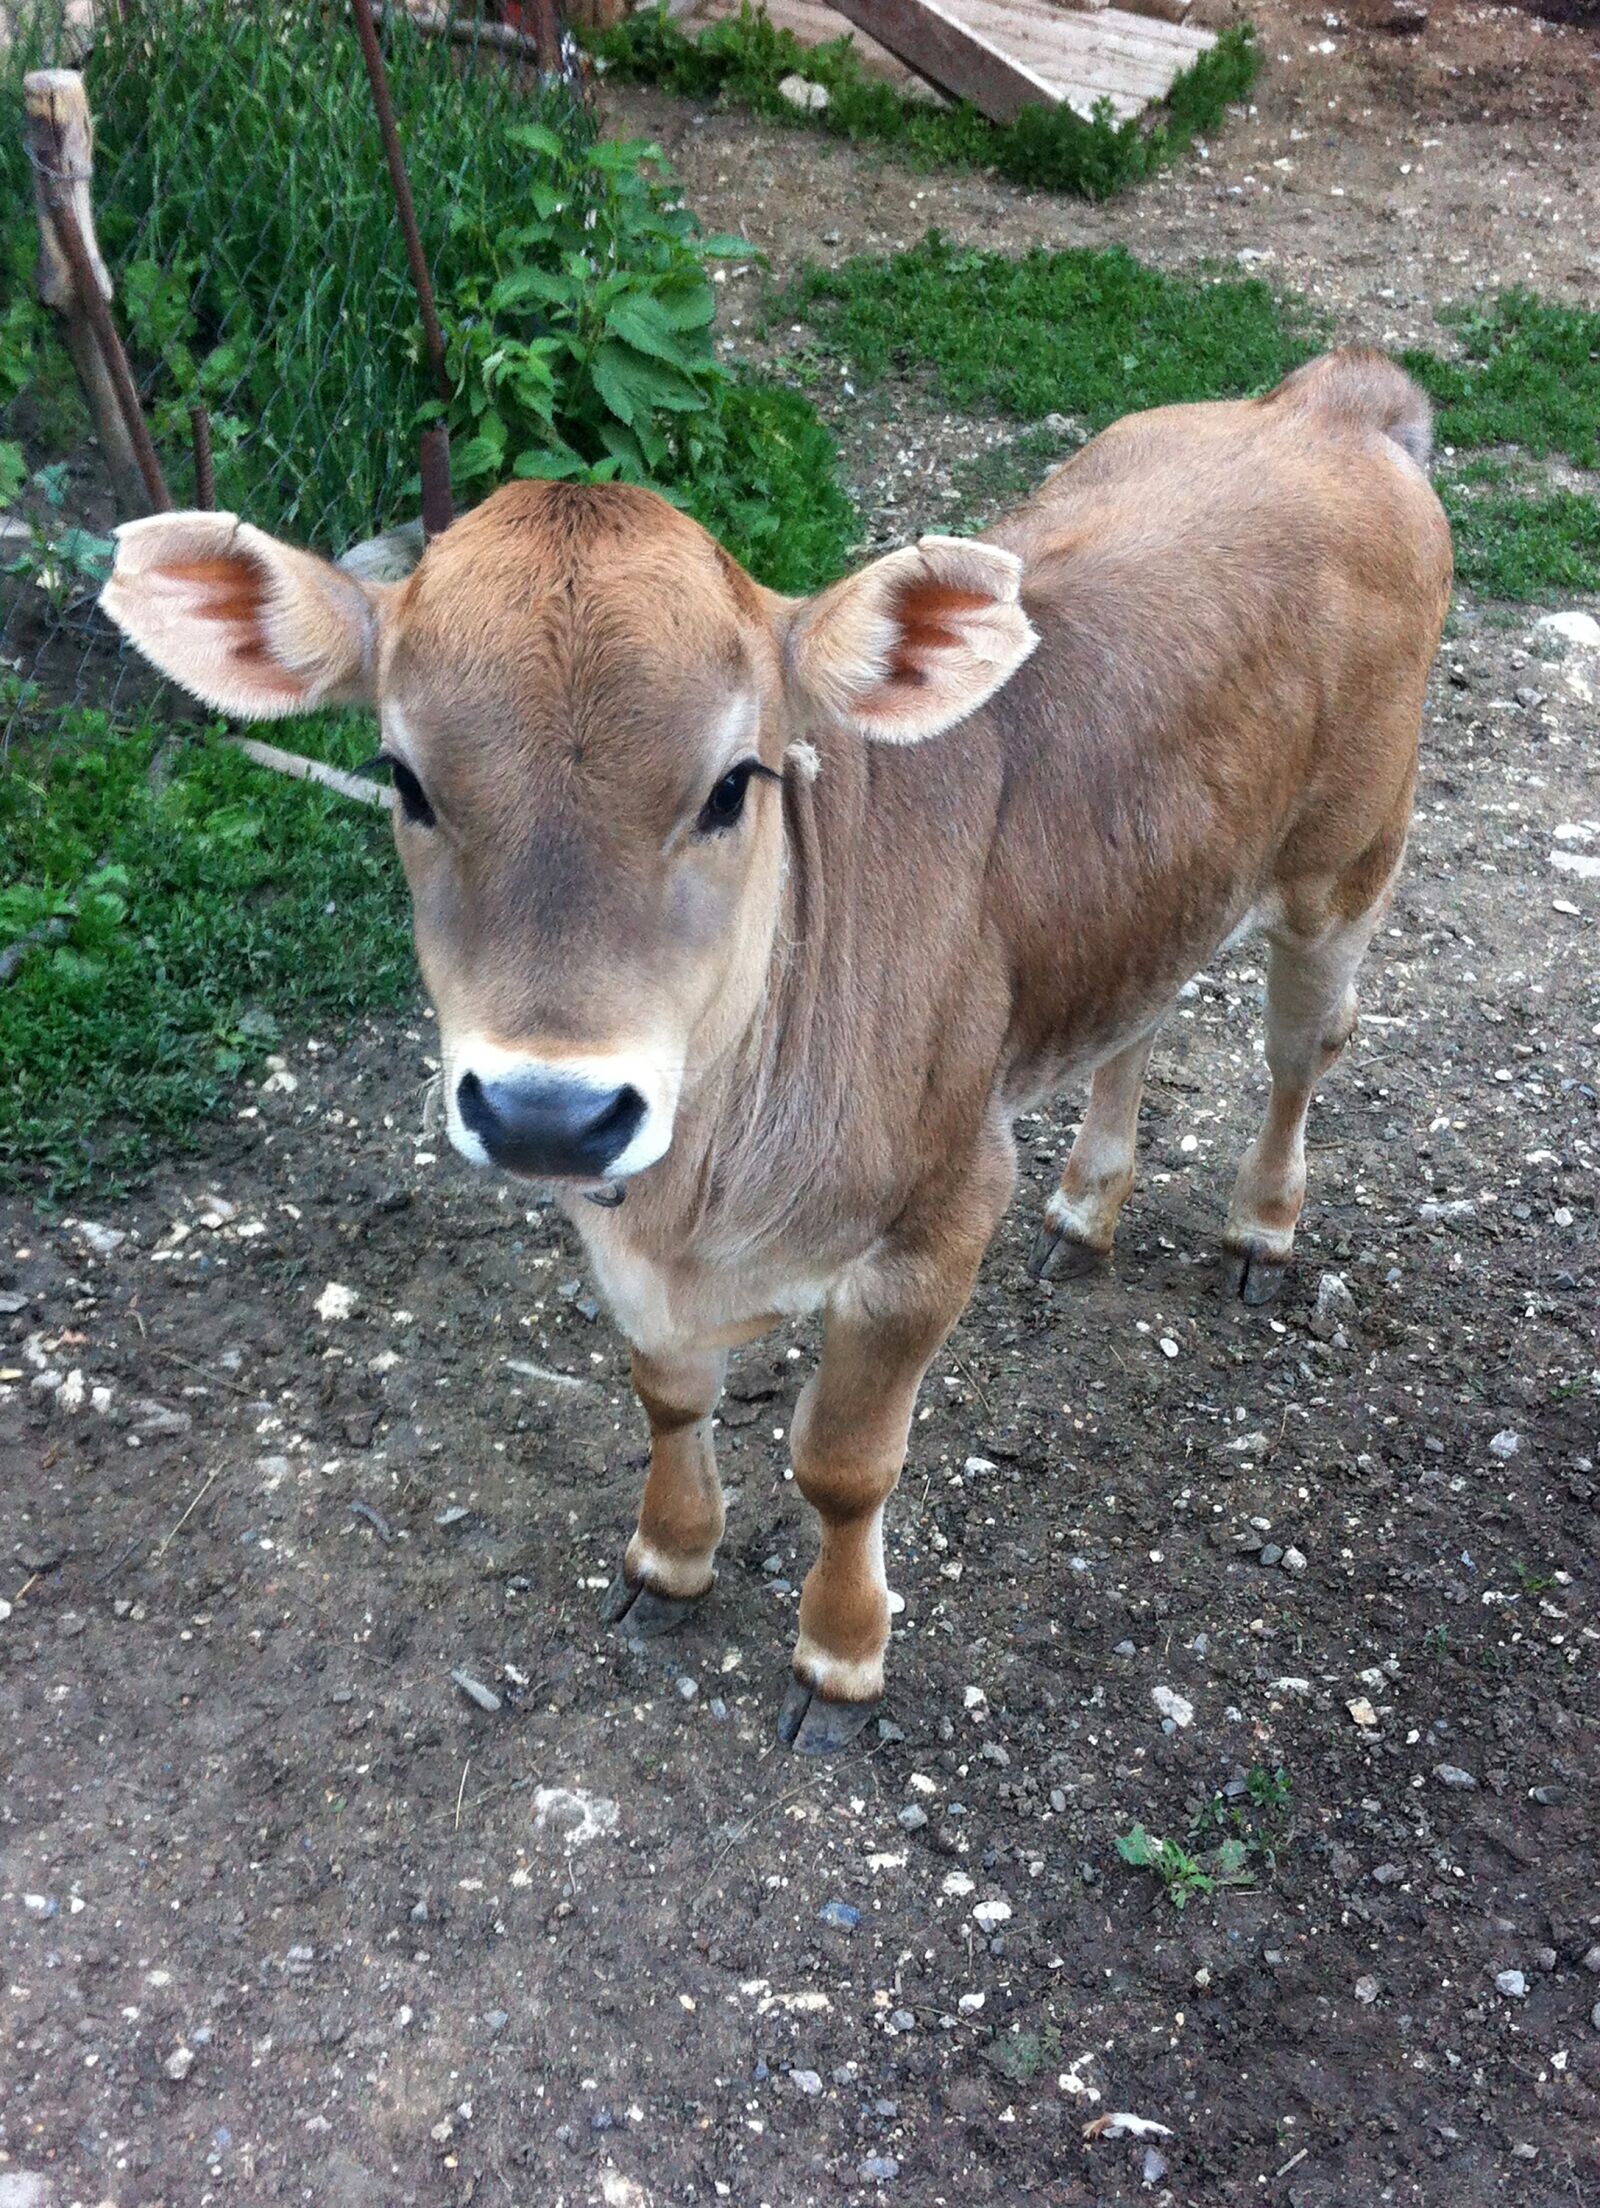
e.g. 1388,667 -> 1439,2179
1442,482 -> 1600,602
786,231 -> 1317,426
594,5 -> 1261,204
1404,291 -> 1600,473
0,693 -> 409,1197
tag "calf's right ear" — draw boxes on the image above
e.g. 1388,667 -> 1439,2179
99,512 -> 388,720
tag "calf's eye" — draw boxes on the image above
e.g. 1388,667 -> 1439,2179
378,751 -> 436,829
696,758 -> 764,835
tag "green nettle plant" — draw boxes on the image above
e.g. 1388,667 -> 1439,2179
437,124 -> 745,492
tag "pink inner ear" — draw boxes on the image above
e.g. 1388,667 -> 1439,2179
883,578 -> 994,692
158,554 -> 303,698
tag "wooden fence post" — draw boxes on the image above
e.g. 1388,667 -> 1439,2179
24,68 -> 168,518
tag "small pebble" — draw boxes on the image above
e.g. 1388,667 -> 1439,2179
1113,1639 -> 1136,1657
791,2068 -> 823,2095
1434,1763 -> 1477,1789
1142,2147 -> 1169,2187
1495,1969 -> 1527,1999
164,2046 -> 194,2081
1151,1685 -> 1194,1728
1354,1974 -> 1380,2004
819,1900 -> 861,1932
897,1804 -> 928,1831
889,2008 -> 915,2032
484,2010 -> 508,2035
1260,1542 -> 1284,1567
676,1676 -> 699,1702
859,2157 -> 899,2182
1282,1545 -> 1307,1575
451,1670 -> 502,1714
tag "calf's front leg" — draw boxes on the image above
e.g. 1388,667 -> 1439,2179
780,1144 -> 1014,1755
601,1345 -> 727,1637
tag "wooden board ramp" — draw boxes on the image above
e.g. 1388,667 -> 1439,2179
676,0 -> 1215,123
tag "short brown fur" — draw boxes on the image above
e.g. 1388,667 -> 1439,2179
99,350 -> 1451,1751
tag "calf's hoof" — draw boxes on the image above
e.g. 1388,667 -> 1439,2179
777,1678 -> 881,1757
599,1570 -> 707,1638
1027,1218 -> 1109,1284
1219,1242 -> 1289,1306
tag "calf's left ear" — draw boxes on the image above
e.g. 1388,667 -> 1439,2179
100,512 -> 387,720
784,534 -> 1038,744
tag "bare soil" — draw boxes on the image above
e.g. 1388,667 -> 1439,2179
3,14 -> 1599,2206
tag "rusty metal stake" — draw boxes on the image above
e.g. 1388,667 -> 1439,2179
348,0 -> 451,412
188,404 -> 215,508
419,424 -> 454,541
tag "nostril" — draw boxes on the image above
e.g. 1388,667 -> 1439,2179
455,1069 -> 494,1141
586,1083 -> 645,1146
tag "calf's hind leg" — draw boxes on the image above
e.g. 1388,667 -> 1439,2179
1029,1031 -> 1156,1281
1221,880 -> 1395,1305
601,1345 -> 727,1636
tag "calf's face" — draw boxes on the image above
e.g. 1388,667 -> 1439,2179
102,482 -> 1036,1187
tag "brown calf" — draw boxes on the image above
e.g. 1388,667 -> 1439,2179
102,348 -> 1451,1752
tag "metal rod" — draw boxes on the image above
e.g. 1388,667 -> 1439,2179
42,177 -> 170,512
188,404 -> 215,508
347,0 -> 452,411
419,424 -> 454,541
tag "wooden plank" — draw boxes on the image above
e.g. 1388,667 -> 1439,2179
952,2 -> 1183,97
822,0 -> 1067,121
675,0 -> 1214,119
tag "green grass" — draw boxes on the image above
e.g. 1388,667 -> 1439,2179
594,5 -> 1261,203
1404,291 -> 1600,472
1444,483 -> 1600,600
0,696 -> 409,1196
786,232 -> 1318,425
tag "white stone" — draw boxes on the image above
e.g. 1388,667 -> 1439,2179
1151,1686 -> 1194,1728
1552,851 -> 1600,881
1535,610 -> 1600,649
531,1785 -> 619,1848
777,71 -> 829,111
314,1281 -> 359,1322
972,1898 -> 1013,1932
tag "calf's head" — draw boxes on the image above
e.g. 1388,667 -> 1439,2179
102,482 -> 1035,1185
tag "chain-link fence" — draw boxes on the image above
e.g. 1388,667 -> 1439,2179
1,0 -> 587,743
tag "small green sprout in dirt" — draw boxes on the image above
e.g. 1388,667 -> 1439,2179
594,6 -> 1261,204
1115,1826 -> 1221,1911
1422,1624 -> 1452,1661
1514,1561 -> 1555,1596
1117,1767 -> 1292,1910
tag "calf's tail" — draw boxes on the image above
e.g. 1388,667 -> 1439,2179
1275,346 -> 1434,471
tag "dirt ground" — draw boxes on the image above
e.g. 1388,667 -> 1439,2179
4,6 -> 1600,2205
